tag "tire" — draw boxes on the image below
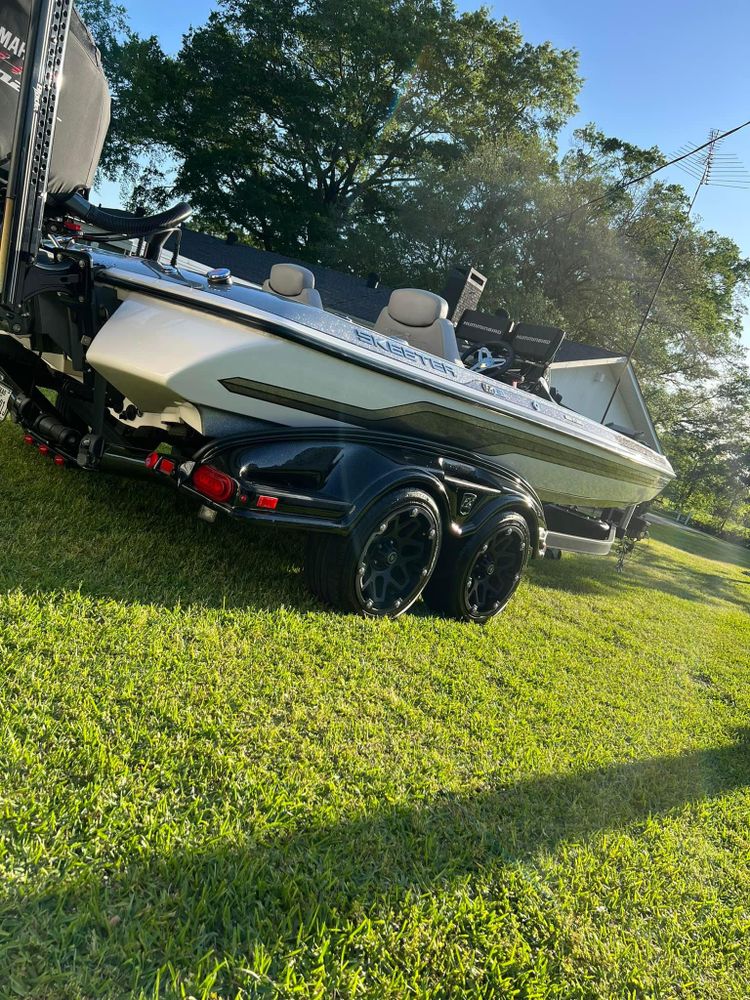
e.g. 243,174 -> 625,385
304,488 -> 442,618
423,510 -> 531,624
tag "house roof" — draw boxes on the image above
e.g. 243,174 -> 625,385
554,340 -> 625,364
166,229 -> 392,323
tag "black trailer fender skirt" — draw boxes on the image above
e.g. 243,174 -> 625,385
183,427 -> 546,555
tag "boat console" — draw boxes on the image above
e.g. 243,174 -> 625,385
456,309 -> 566,400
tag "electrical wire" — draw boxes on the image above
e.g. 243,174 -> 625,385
542,117 -> 750,231
599,143 -> 716,423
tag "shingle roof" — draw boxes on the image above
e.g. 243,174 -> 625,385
166,229 -> 392,323
554,340 -> 625,363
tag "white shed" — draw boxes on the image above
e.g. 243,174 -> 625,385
549,342 -> 663,454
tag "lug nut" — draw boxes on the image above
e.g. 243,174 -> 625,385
379,523 -> 387,533
366,599 -> 374,609
410,507 -> 419,518
428,528 -> 436,539
394,599 -> 402,609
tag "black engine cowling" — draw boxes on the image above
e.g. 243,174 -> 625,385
0,0 -> 110,198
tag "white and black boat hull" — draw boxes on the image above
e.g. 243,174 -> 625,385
86,260 -> 674,510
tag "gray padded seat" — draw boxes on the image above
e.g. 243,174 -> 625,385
262,263 -> 323,308
375,288 -> 462,364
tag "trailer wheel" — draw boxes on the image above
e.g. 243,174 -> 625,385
304,488 -> 442,618
423,511 -> 530,623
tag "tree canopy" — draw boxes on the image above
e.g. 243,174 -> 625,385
91,0 -> 579,251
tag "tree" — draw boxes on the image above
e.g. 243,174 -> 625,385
662,371 -> 750,531
97,0 -> 579,252
327,129 -> 749,404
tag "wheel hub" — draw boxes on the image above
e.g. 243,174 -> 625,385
465,528 -> 524,615
356,504 -> 440,614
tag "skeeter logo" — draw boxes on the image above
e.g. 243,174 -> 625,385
354,329 -> 459,379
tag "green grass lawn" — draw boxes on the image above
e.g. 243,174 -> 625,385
1,419 -> 749,999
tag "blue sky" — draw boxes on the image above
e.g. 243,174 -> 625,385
100,0 -> 750,350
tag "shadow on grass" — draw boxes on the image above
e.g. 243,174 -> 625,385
528,541 -> 747,609
3,730 -> 750,991
0,454 -> 314,612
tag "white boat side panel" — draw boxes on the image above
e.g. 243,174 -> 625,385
95,264 -> 673,478
87,289 -> 672,507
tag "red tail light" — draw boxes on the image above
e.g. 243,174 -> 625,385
145,451 -> 160,470
192,465 -> 235,503
23,434 -> 34,446
54,455 -> 66,467
38,444 -> 50,456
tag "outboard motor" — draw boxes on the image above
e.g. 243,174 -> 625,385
0,0 -> 189,309
0,0 -> 110,201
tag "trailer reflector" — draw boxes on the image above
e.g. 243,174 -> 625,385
256,495 -> 279,510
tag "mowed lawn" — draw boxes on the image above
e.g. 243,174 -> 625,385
1,419 -> 749,1000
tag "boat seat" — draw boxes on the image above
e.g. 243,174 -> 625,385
375,289 -> 462,364
263,263 -> 323,308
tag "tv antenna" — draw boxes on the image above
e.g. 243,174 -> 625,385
601,128 -> 750,423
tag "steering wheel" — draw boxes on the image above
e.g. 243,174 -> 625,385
460,341 -> 516,377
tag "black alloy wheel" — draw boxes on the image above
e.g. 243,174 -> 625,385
423,510 -> 531,623
304,488 -> 442,618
